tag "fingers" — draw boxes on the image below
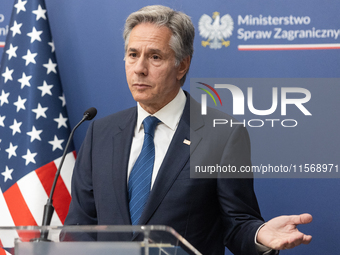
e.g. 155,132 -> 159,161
258,213 -> 313,250
302,234 -> 312,245
300,213 -> 313,224
281,233 -> 312,250
290,234 -> 312,249
292,213 -> 313,225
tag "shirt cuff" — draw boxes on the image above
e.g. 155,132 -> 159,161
255,223 -> 279,255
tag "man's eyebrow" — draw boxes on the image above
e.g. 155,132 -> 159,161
127,48 -> 163,54
127,48 -> 138,52
148,48 -> 162,54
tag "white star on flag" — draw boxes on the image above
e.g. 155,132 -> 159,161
18,72 -> 32,89
1,166 -> 14,182
2,67 -> 14,83
32,103 -> 48,119
59,94 -> 66,107
13,95 -> 27,112
32,5 -> 47,20
22,49 -> 38,66
0,90 -> 10,106
48,41 -> 55,52
0,115 -> 5,127
48,135 -> 64,151
22,149 -> 37,165
27,126 -> 43,142
54,113 -> 68,129
6,44 -> 18,60
5,142 -> 18,159
27,27 -> 43,43
9,119 -> 22,136
43,58 -> 57,74
10,21 -> 22,37
14,0 -> 27,14
37,80 -> 53,96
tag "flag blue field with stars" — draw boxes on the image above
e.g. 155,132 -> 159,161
0,0 -> 75,250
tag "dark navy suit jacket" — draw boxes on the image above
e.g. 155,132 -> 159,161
65,92 -> 264,255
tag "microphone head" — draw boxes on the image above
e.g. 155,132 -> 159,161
83,107 -> 97,120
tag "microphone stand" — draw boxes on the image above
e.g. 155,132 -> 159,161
34,108 -> 97,242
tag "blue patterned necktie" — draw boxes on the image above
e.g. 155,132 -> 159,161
128,116 -> 160,225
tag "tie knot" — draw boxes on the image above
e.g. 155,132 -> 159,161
143,116 -> 160,137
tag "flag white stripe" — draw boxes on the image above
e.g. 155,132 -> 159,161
50,209 -> 63,226
17,169 -> 63,226
0,188 -> 15,227
57,151 -> 75,194
17,171 -> 49,226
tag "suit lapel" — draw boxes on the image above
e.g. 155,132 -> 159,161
136,93 -> 204,227
111,108 -> 137,225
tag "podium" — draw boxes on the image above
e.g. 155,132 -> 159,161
0,225 -> 202,255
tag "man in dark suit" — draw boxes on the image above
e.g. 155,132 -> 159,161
65,5 -> 312,255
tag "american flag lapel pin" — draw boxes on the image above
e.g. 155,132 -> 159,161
183,139 -> 191,145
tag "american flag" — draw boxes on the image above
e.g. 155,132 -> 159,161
0,0 -> 75,252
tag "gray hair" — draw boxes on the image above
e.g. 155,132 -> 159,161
123,5 -> 195,85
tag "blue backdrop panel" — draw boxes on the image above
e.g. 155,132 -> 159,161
0,0 -> 339,254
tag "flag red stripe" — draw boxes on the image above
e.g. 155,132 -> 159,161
35,162 -> 71,224
0,240 -> 6,255
35,162 -> 57,197
0,248 -> 6,255
0,240 -> 5,255
3,183 -> 37,226
51,175 -> 71,224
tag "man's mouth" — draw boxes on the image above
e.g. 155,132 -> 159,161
133,83 -> 151,89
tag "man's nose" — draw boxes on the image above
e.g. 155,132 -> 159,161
134,56 -> 148,76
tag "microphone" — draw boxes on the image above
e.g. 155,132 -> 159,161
38,107 -> 97,241
83,107 -> 97,121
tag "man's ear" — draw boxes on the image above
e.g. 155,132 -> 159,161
177,56 -> 191,81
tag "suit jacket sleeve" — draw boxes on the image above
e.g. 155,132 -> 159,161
217,125 -> 263,254
189,95 -> 264,254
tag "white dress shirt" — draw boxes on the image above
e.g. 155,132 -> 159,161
127,88 -> 186,188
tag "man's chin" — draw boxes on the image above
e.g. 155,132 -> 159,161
132,95 -> 154,106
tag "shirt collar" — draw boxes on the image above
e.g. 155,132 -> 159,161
136,88 -> 186,132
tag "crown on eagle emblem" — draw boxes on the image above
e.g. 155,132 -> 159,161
198,12 -> 234,49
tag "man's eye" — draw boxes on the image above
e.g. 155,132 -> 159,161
152,55 -> 160,60
129,53 -> 137,58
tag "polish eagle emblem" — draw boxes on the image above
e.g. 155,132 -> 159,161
198,12 -> 234,49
